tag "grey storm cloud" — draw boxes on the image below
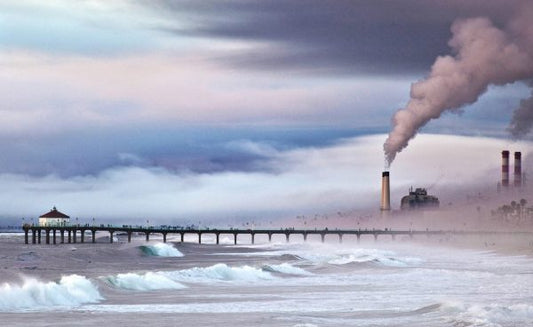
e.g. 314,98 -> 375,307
508,81 -> 533,138
152,0 -> 521,75
0,126 -> 359,177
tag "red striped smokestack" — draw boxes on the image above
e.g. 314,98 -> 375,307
380,171 -> 391,211
514,151 -> 522,187
502,150 -> 510,187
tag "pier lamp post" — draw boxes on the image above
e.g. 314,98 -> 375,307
92,218 -> 95,227
22,217 -> 24,226
31,218 -> 34,226
76,217 -> 79,227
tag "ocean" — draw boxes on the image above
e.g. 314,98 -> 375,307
0,232 -> 532,326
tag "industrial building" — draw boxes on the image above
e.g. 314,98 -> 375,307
380,171 -> 439,212
400,187 -> 439,210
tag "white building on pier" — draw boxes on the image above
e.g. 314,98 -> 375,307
38,207 -> 70,226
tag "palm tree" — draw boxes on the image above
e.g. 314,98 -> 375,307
518,199 -> 527,223
502,205 -> 512,221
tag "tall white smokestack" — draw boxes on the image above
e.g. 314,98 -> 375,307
380,171 -> 391,211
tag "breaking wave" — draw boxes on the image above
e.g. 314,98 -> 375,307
166,263 -> 275,283
140,243 -> 184,257
0,275 -> 102,311
105,272 -> 187,291
262,263 -> 312,276
219,244 -> 421,268
299,248 -> 421,267
106,263 -> 282,291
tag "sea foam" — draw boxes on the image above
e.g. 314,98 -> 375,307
0,275 -> 102,311
442,301 -> 533,326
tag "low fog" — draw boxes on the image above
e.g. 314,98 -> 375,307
2,133 -> 531,229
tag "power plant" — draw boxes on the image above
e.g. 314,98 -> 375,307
381,150 -> 525,213
501,150 -> 523,189
380,171 -> 439,212
400,187 -> 439,210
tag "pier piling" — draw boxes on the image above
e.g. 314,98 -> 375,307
20,226 -> 529,249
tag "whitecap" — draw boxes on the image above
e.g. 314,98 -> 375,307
262,263 -> 312,276
0,275 -> 102,311
105,271 -> 186,291
140,243 -> 184,257
165,263 -> 275,283
299,248 -> 422,267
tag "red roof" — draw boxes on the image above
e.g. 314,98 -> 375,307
39,207 -> 70,219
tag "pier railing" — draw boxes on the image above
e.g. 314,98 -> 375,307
21,224 -> 532,245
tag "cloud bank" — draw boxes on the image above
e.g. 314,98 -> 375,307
3,134 -> 529,225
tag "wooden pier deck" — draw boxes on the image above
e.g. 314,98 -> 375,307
21,225 -> 533,245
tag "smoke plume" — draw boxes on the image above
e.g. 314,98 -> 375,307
384,2 -> 533,166
508,82 -> 533,138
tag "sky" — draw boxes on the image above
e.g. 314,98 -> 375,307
1,0 -> 532,224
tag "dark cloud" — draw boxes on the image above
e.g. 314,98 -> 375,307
0,125 -> 365,177
152,0 -> 521,75
508,84 -> 533,138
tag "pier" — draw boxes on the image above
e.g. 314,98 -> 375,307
21,225 -> 531,245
